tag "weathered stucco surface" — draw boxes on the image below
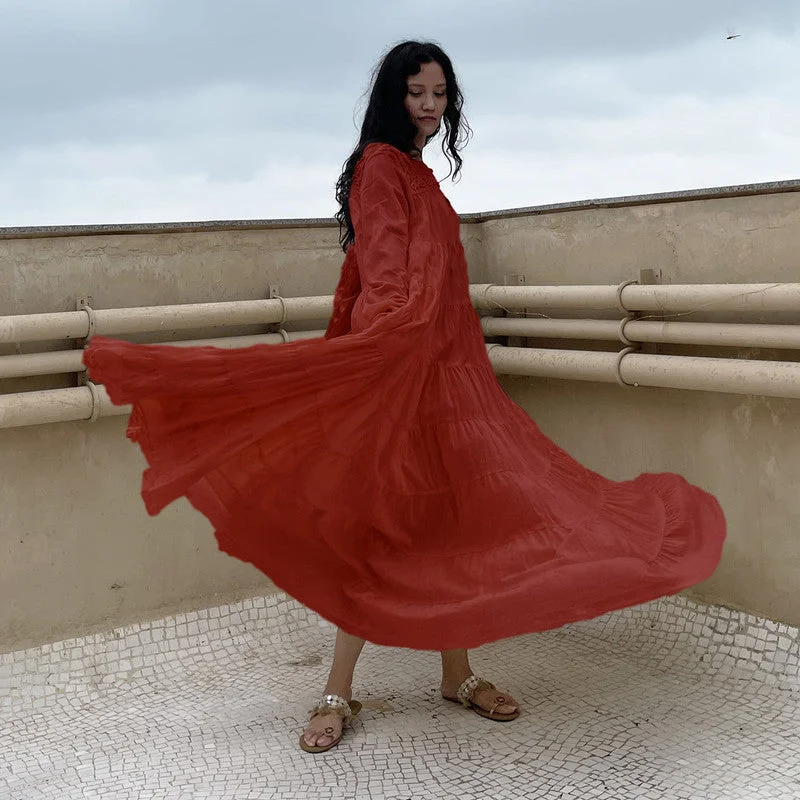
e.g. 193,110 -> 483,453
1,184 -> 798,650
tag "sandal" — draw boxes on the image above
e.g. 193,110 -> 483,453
298,693 -> 363,754
443,674 -> 520,722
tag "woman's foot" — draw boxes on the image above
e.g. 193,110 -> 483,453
300,630 -> 366,752
441,675 -> 520,719
301,689 -> 352,751
302,710 -> 343,751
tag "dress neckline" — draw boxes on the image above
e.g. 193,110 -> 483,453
368,142 -> 433,171
407,153 -> 433,172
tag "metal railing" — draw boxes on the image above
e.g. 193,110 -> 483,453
1,281 -> 799,429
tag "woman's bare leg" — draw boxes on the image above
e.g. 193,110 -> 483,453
440,649 -> 519,716
302,629 -> 366,748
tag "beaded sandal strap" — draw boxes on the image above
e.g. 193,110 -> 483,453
456,675 -> 494,706
309,693 -> 353,722
456,674 -> 514,716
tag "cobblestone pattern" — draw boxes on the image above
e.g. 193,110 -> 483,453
1,593 -> 798,799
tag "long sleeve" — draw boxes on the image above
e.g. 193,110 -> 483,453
348,147 -> 411,333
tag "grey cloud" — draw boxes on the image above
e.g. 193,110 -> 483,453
3,81 -> 355,152
3,0 -> 797,114
3,2 -> 794,157
0,0 -> 798,226
446,0 -> 798,60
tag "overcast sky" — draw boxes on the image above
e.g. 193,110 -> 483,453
1,0 -> 798,227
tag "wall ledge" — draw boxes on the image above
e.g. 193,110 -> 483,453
1,178 -> 798,241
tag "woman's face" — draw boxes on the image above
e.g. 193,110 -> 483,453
404,61 -> 448,145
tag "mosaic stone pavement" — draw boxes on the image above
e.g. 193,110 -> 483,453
2,593 -> 799,800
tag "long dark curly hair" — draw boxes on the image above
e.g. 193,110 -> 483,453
334,40 -> 471,252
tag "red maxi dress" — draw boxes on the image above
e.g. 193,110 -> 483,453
83,142 -> 726,650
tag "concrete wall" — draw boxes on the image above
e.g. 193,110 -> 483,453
1,183 -> 799,651
0,220 -> 485,650
480,187 -> 800,622
479,188 -> 800,288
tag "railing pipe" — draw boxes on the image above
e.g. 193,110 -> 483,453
0,330 -> 325,380
3,283 -> 800,347
3,345 -> 800,430
481,318 -> 800,349
0,297 -> 334,344
0,386 -> 129,429
482,318 -> 619,340
485,345 -> 800,398
5,316 -> 799,382
470,283 -> 800,313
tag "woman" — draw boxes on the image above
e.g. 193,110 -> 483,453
300,43 -> 523,754
83,41 -> 726,755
